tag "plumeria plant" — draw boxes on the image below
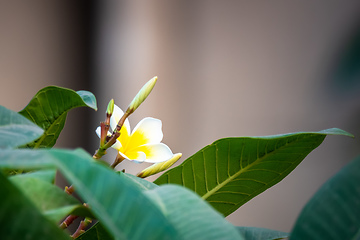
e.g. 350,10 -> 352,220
0,77 -> 359,240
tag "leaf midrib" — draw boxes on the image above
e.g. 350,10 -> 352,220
33,112 -> 66,148
201,135 -> 310,200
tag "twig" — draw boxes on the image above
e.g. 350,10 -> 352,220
59,215 -> 79,229
71,217 -> 92,239
65,185 -> 75,195
110,153 -> 125,169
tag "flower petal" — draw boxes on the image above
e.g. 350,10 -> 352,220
110,104 -> 124,131
95,126 -> 112,137
112,140 -> 122,150
133,143 -> 173,163
95,126 -> 101,138
118,151 -> 146,163
110,104 -> 130,135
110,104 -> 131,146
125,117 -> 163,152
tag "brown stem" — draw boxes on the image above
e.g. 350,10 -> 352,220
93,147 -> 107,159
65,185 -> 75,195
71,217 -> 92,239
103,131 -> 120,149
99,122 -> 107,147
110,153 -> 125,169
59,215 -> 79,229
94,110 -> 131,160
115,112 -> 129,132
105,112 -> 111,126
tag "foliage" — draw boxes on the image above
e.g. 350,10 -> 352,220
154,128 -> 352,216
18,86 -> 97,148
0,85 -> 358,240
290,156 -> 360,240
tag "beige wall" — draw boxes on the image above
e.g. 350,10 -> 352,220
1,0 -> 360,233
0,1 -> 92,149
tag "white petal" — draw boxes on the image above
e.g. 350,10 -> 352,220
95,126 -> 101,138
135,143 -> 174,163
110,104 -> 131,135
95,126 -> 112,138
112,140 -> 122,150
129,117 -> 163,146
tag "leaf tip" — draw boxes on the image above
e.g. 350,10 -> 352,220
319,128 -> 354,138
76,90 -> 98,111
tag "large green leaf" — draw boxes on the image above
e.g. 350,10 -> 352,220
0,149 -> 179,240
79,185 -> 244,240
145,185 -> 243,240
0,149 -> 245,240
9,174 -> 92,223
155,128 -> 353,216
76,174 -> 156,240
0,171 -> 71,240
0,105 -> 44,149
122,172 -> 158,190
55,151 -> 179,240
13,169 -> 57,183
236,226 -> 288,240
290,156 -> 360,240
19,86 -> 97,148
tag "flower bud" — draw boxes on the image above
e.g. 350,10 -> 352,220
106,99 -> 114,116
127,76 -> 157,114
137,153 -> 182,178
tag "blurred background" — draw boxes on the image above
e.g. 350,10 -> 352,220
1,0 -> 360,232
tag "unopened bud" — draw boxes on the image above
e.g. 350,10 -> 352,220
106,99 -> 114,116
137,153 -> 182,178
127,76 -> 157,114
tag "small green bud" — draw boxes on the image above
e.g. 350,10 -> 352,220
137,153 -> 182,178
127,76 -> 157,114
107,99 -> 115,116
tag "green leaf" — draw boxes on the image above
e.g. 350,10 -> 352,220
76,90 -> 97,110
317,128 -> 354,137
19,86 -> 97,148
122,172 -> 158,190
0,149 -> 179,239
9,174 -> 93,223
78,185 -> 244,240
0,105 -> 44,149
0,149 -> 246,240
77,222 -> 114,240
290,156 -> 360,240
44,205 -> 94,224
11,169 -> 57,183
53,150 -> 179,240
236,226 -> 289,240
145,185 -> 244,240
155,128 -> 353,216
75,174 -> 162,240
0,171 -> 71,240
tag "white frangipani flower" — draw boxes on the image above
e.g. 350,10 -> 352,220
96,104 -> 174,163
